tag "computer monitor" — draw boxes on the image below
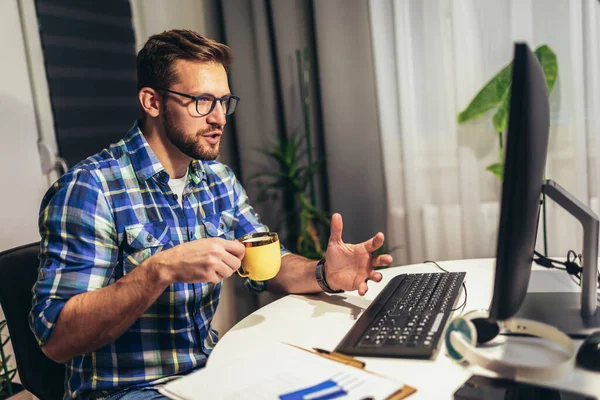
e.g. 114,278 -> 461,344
488,43 -> 600,337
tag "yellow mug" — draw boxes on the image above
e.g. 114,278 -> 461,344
237,232 -> 281,281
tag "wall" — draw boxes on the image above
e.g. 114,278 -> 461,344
0,2 -> 47,253
130,0 -> 221,47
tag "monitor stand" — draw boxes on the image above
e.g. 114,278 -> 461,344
514,180 -> 600,338
515,292 -> 600,338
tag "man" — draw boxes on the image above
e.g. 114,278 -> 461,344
30,30 -> 392,400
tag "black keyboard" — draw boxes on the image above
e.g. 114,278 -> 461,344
335,272 -> 466,359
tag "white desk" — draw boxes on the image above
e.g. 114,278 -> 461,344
210,260 -> 600,399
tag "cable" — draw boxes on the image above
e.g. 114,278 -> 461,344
423,260 -> 450,273
534,250 -> 600,303
423,260 -> 468,314
533,250 -> 567,271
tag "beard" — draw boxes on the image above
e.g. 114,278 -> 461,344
162,103 -> 221,161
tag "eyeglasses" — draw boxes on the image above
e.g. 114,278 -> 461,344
157,87 -> 240,116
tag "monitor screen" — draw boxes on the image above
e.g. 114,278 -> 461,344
488,42 -> 550,321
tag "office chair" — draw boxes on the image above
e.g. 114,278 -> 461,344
0,242 -> 65,400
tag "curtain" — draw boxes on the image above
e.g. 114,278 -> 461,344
369,0 -> 600,263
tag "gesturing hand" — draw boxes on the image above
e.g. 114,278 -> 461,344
157,238 -> 245,284
323,213 -> 393,295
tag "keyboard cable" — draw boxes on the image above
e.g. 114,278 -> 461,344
423,260 -> 468,314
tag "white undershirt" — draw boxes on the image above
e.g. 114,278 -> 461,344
168,168 -> 188,208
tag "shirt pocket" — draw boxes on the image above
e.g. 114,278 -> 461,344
201,208 -> 237,240
122,221 -> 172,273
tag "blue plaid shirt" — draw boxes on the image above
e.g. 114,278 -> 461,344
29,121 -> 288,399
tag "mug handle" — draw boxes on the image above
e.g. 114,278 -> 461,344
237,266 -> 249,278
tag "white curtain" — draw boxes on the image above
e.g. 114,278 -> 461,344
369,0 -> 600,264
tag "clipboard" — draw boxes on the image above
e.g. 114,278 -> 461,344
159,341 -> 417,400
285,343 -> 417,400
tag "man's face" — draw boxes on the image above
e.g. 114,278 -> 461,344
161,60 -> 230,161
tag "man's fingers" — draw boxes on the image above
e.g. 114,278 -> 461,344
222,252 -> 243,271
358,281 -> 369,296
217,259 -> 243,279
211,268 -> 226,284
328,213 -> 343,243
364,232 -> 385,253
368,270 -> 383,282
223,238 -> 246,258
371,254 -> 393,268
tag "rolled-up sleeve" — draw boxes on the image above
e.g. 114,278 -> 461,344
227,167 -> 290,293
29,168 -> 118,346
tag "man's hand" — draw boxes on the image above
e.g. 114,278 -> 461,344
323,213 -> 393,296
155,238 -> 245,284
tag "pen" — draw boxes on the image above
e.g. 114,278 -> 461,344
312,347 -> 366,369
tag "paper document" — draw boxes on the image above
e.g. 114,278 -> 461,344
158,342 -> 413,400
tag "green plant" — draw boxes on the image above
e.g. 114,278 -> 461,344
0,320 -> 16,398
457,44 -> 558,181
251,131 -> 330,259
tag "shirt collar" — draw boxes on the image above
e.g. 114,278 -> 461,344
124,120 -> 207,184
189,160 -> 206,185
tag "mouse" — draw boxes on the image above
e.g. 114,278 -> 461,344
576,330 -> 600,371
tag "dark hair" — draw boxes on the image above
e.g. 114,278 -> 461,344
136,29 -> 232,92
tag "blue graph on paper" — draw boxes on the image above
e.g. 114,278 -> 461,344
279,378 -> 347,400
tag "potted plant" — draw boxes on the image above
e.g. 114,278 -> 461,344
251,131 -> 329,259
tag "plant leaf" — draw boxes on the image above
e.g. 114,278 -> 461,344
250,126 -> 329,258
491,86 -> 511,133
534,44 -> 558,94
457,63 -> 512,124
486,163 -> 504,181
459,44 -> 557,133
